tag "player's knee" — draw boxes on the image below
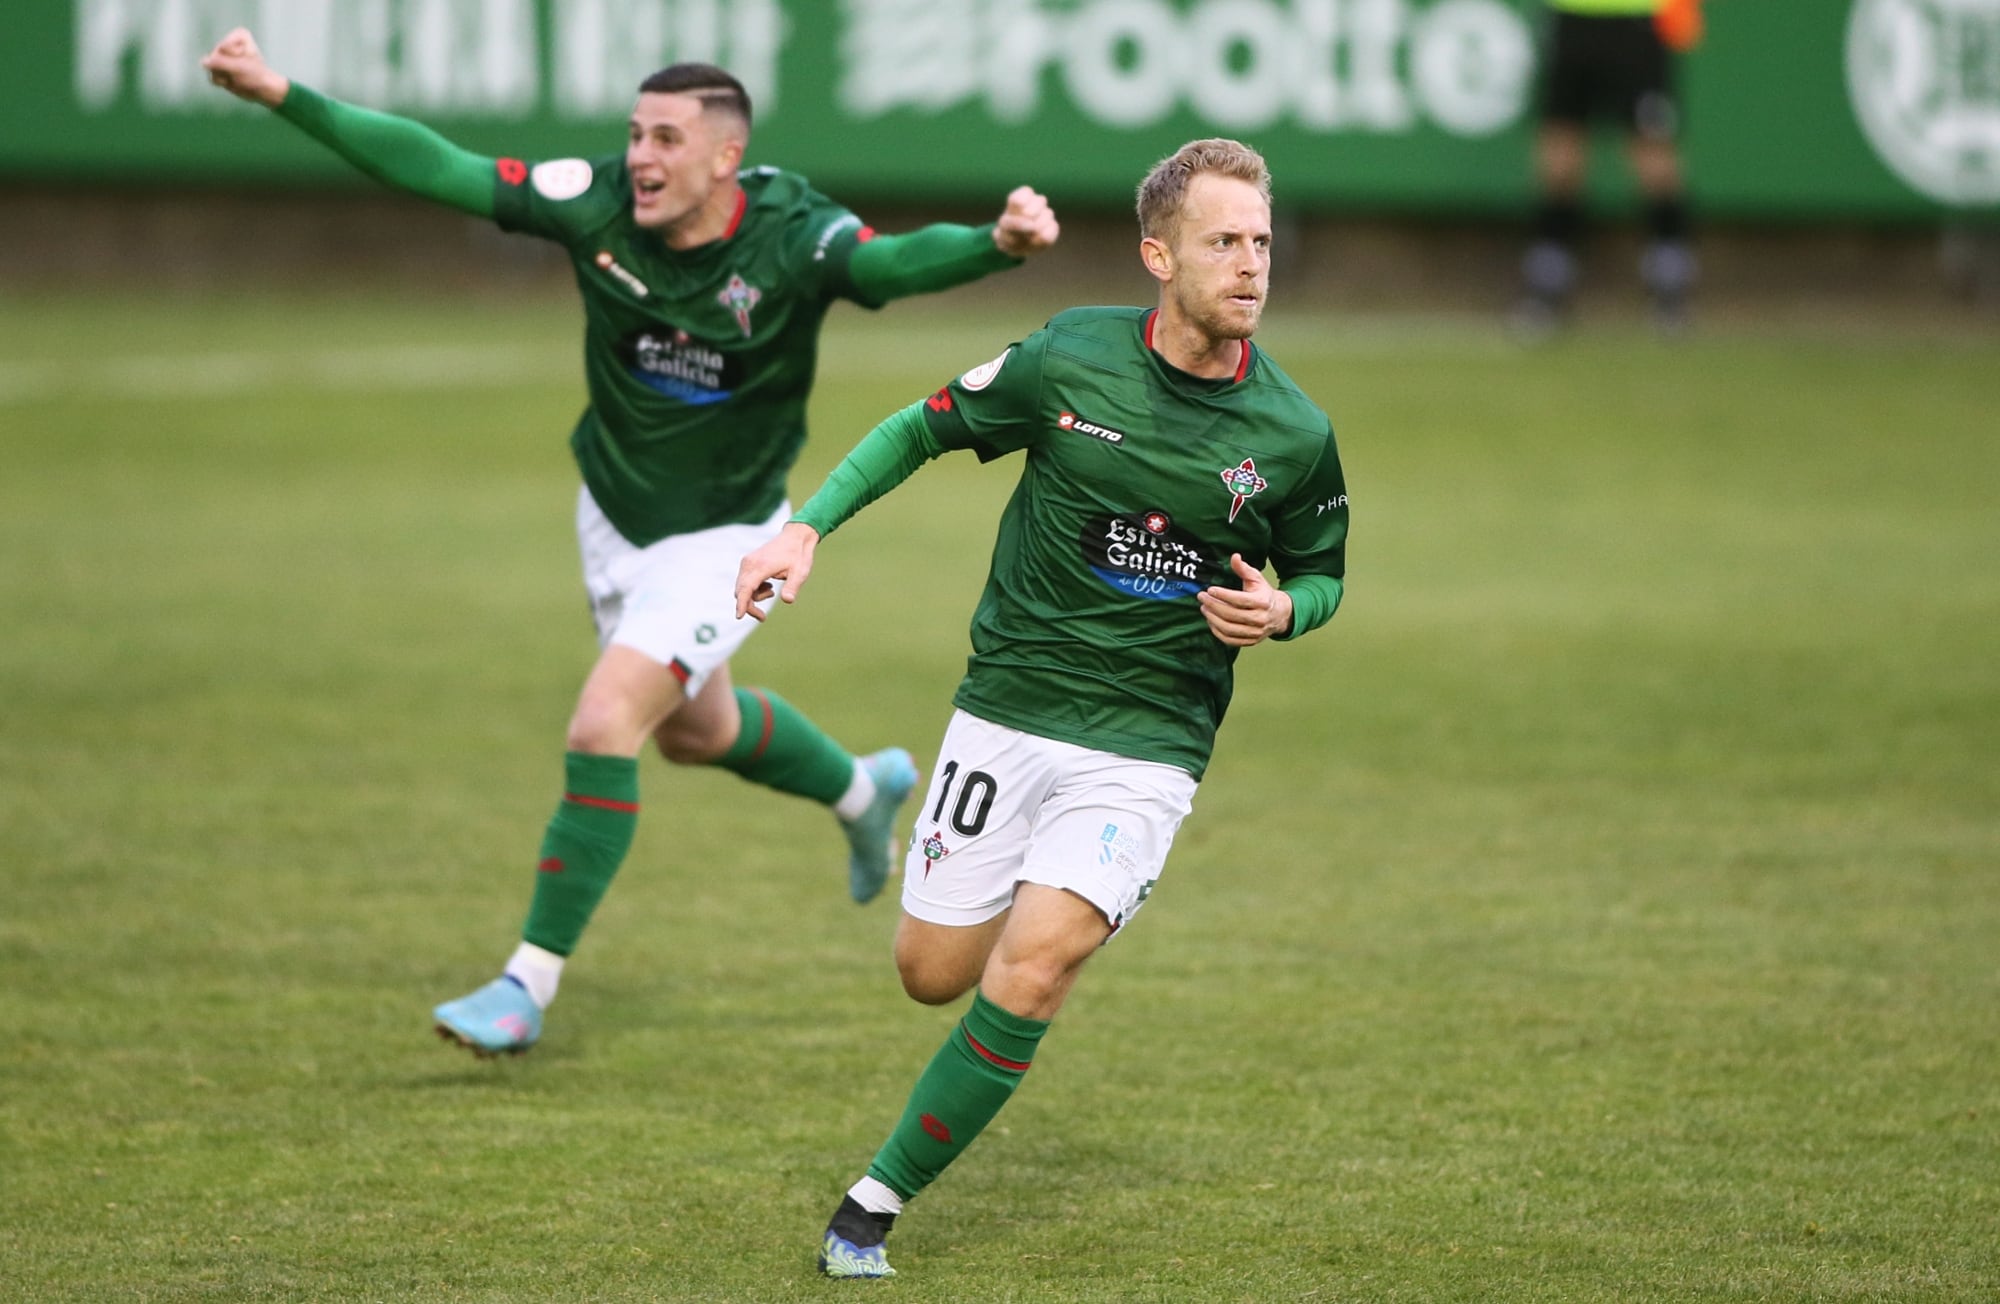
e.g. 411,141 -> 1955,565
565,700 -> 641,755
993,955 -> 1068,1004
980,947 -> 1087,1018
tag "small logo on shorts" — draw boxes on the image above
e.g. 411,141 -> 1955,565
694,623 -> 716,645
920,831 -> 950,876
1099,823 -> 1142,877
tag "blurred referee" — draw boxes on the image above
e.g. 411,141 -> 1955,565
1514,0 -> 1702,336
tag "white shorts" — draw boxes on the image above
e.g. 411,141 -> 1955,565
902,710 -> 1199,937
576,485 -> 781,697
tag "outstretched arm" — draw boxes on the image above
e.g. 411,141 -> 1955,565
846,186 -> 1060,303
203,27 -> 497,218
733,403 -> 942,619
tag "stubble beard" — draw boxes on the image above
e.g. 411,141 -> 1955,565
1185,286 -> 1261,343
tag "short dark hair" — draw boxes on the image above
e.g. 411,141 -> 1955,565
637,64 -> 752,130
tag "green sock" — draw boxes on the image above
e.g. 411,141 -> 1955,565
520,751 -> 640,957
711,687 -> 854,805
866,990 -> 1050,1201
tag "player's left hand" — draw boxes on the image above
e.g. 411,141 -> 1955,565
992,186 -> 1060,258
1198,554 -> 1293,647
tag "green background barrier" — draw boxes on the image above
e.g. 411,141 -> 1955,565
4,0 -> 1996,217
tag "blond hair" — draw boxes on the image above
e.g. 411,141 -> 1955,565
1136,138 -> 1272,243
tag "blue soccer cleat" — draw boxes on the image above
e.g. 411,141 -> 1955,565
818,1195 -> 896,1279
842,748 -> 918,905
433,976 -> 541,1057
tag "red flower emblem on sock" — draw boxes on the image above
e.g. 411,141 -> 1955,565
920,1113 -> 952,1143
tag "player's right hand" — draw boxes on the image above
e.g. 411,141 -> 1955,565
734,521 -> 821,621
201,28 -> 290,108
993,186 -> 1060,258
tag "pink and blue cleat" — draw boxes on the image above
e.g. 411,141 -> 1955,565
842,748 -> 918,905
433,976 -> 541,1057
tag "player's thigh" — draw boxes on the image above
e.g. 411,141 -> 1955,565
901,711 -> 1065,928
568,643 -> 693,754
1017,752 -> 1197,940
894,910 -> 1010,1006
576,487 -> 784,702
979,883 -> 1119,1020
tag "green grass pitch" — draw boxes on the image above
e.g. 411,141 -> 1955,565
2,292 -> 1995,1301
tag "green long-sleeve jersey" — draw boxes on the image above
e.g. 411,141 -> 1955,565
271,84 -> 1023,546
799,307 -> 1350,778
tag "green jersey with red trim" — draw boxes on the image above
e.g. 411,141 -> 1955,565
920,306 -> 1349,778
492,158 -> 878,545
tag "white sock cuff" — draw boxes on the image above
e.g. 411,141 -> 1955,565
833,760 -> 876,822
504,942 -> 565,1010
848,1176 -> 904,1217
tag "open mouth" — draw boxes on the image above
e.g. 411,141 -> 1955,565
633,178 -> 665,205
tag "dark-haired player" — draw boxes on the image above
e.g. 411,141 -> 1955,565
736,138 -> 1348,1278
201,28 -> 1060,1057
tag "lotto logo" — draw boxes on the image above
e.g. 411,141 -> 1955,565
1056,411 -> 1125,443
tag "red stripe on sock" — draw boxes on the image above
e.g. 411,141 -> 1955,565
963,1027 -> 1032,1073
746,687 -> 776,764
565,792 -> 639,813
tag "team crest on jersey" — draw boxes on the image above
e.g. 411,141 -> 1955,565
1219,457 -> 1268,523
717,273 -> 762,337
